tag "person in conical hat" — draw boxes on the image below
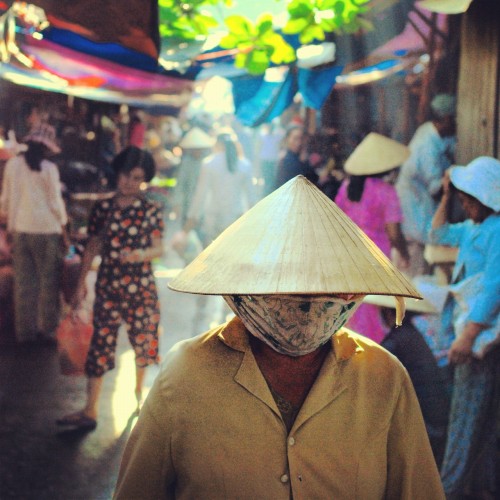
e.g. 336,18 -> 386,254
335,132 -> 410,343
396,93 -> 457,277
429,156 -> 500,497
114,176 -> 445,500
171,127 -> 215,225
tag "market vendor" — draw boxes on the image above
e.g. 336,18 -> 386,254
114,175 -> 444,499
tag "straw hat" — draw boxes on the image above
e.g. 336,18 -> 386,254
169,175 -> 421,300
450,156 -> 500,212
344,133 -> 410,176
23,124 -> 61,154
179,127 -> 214,149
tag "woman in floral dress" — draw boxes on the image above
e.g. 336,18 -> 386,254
57,146 -> 164,430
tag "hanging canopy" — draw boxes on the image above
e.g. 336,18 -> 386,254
0,1 -> 448,123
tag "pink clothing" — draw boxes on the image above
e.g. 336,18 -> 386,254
335,177 -> 403,256
129,121 -> 146,148
335,177 -> 404,342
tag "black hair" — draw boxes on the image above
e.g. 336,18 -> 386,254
217,133 -> 238,173
347,171 -> 387,202
110,146 -> 156,187
347,175 -> 366,202
24,141 -> 48,172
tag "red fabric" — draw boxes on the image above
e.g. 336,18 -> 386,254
56,312 -> 93,376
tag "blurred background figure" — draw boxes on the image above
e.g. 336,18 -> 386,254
127,111 -> 146,148
256,121 -> 283,197
316,128 -> 346,200
171,126 -> 214,226
430,157 -> 500,499
180,129 -> 257,333
335,133 -> 410,343
183,128 -> 257,247
0,124 -> 68,346
396,93 -> 457,277
274,125 -> 318,190
363,292 -> 451,469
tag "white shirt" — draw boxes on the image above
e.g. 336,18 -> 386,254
187,152 -> 257,237
0,155 -> 67,233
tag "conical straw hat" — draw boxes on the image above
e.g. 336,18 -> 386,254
169,176 -> 421,299
344,133 -> 410,175
179,127 -> 215,149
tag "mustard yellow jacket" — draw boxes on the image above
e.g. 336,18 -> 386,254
114,317 -> 445,500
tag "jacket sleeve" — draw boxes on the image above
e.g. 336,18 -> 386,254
469,224 -> 500,325
385,372 -> 445,500
428,221 -> 468,247
113,380 -> 175,500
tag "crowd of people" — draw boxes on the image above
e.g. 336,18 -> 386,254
0,92 -> 499,499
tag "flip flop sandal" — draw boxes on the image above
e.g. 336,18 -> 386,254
56,413 -> 97,430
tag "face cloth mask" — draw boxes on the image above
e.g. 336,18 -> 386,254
224,294 -> 365,356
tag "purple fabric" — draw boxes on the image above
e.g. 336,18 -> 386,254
335,177 -> 403,257
335,177 -> 403,342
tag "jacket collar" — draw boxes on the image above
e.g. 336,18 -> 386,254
217,317 -> 364,432
217,316 -> 364,361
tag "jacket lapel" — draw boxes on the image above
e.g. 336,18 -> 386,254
292,331 -> 362,432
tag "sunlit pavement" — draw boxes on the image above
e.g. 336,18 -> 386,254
0,220 -> 231,500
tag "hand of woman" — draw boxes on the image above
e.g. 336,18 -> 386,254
448,321 -> 483,364
448,335 -> 474,365
70,284 -> 87,311
120,248 -> 144,264
442,169 -> 452,197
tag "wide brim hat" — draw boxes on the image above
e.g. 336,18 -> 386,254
169,175 -> 421,301
179,127 -> 215,149
363,291 -> 437,314
23,124 -> 61,154
450,156 -> 500,212
344,133 -> 410,176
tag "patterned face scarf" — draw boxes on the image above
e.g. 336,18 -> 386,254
224,294 -> 365,356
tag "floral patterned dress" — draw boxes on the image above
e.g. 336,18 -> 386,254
84,196 -> 164,377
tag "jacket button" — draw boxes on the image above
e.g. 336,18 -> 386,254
288,437 -> 295,446
280,474 -> 289,483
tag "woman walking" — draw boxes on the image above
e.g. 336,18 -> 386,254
335,133 -> 410,343
57,146 -> 164,430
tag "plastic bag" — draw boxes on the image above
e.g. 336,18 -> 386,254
56,309 -> 93,376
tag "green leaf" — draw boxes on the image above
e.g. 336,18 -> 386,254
219,33 -> 239,49
299,24 -> 325,44
224,15 -> 255,38
317,0 -> 337,9
320,17 -> 335,31
287,0 -> 314,19
256,15 -> 274,36
247,49 -> 270,74
234,52 -> 248,69
270,40 -> 296,64
158,0 -> 175,7
283,17 -> 310,34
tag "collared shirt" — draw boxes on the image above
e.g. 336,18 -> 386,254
114,318 -> 444,500
0,155 -> 67,233
396,122 -> 456,243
